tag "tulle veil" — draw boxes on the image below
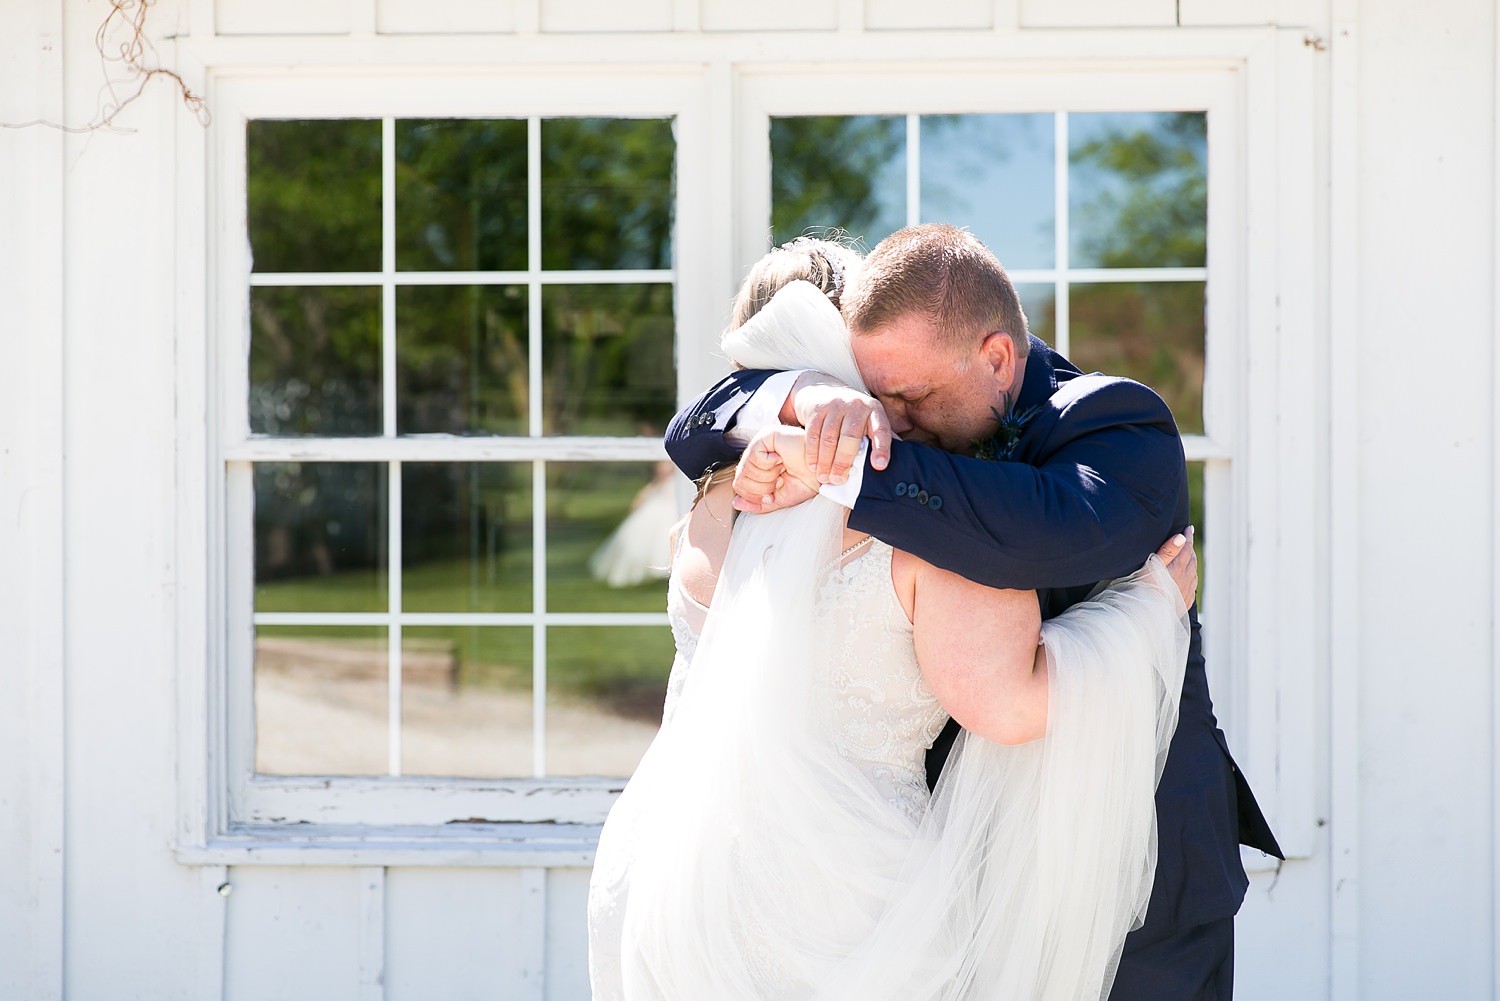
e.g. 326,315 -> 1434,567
592,281 -> 1190,1001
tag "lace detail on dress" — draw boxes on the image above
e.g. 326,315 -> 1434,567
662,582 -> 700,725
813,539 -> 949,824
664,536 -> 945,818
662,518 -> 705,725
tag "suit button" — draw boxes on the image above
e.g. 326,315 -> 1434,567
915,489 -> 929,505
927,495 -> 942,511
895,482 -> 908,497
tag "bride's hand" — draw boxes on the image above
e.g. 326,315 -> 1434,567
731,426 -> 821,514
1153,527 -> 1198,609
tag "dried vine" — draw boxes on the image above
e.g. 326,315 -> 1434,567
2,0 -> 208,133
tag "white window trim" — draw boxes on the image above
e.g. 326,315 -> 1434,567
172,29 -> 1318,866
178,68 -> 724,856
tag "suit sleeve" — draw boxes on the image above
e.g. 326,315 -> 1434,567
663,369 -> 776,480
848,380 -> 1187,592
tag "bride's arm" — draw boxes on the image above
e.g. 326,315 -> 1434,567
908,563 -> 1047,746
908,533 -> 1197,746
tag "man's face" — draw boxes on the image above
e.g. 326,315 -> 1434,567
851,312 -> 1007,455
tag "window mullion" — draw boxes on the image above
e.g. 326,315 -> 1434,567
527,115 -> 548,779
224,437 -> 668,463
388,461 -> 403,777
382,117 -> 397,438
532,459 -> 547,779
382,118 -> 402,778
528,115 -> 544,438
1053,111 -> 1070,358
906,113 -> 920,228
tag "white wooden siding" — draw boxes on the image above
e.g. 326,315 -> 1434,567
0,2 -> 66,998
213,866 -> 594,999
3,0 -> 1499,999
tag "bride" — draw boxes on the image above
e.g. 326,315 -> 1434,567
587,241 -> 1195,1001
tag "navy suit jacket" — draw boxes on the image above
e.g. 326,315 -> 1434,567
664,335 -> 1283,942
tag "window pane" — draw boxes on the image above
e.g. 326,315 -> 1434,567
395,118 -> 528,273
402,462 -> 533,614
1014,282 -> 1056,347
1068,282 -> 1204,435
1069,112 -> 1207,270
546,461 -> 675,612
250,286 -> 382,436
255,625 -> 388,775
541,118 -> 675,271
921,114 -> 1054,270
396,285 -> 528,436
771,115 -> 906,248
400,626 -> 533,778
1187,460 -> 1206,608
247,119 -> 381,273
254,462 -> 388,613
545,625 -> 675,777
541,284 -> 676,437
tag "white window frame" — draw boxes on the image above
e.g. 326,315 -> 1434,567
172,30 -> 1317,865
180,69 -> 722,851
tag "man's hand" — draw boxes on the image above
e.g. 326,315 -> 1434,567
731,426 -> 820,514
782,374 -> 893,485
1154,526 -> 1198,609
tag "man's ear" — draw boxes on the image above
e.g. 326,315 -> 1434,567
980,331 -> 1016,388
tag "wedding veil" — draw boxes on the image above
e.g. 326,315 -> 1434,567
607,281 -> 1190,1001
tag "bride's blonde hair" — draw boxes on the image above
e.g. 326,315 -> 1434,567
694,235 -> 861,503
728,235 -> 861,332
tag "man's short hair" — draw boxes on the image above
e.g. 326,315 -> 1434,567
841,224 -> 1030,361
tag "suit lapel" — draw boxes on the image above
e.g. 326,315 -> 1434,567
1008,336 -> 1080,466
1011,339 -> 1086,619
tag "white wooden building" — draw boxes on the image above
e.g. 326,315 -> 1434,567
2,0 -> 1496,997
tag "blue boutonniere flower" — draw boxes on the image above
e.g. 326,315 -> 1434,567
972,402 -> 1043,462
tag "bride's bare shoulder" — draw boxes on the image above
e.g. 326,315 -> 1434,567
676,479 -> 737,607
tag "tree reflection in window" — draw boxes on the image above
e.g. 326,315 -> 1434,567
396,119 -> 528,273
1069,112 -> 1207,433
542,118 -> 675,271
244,116 -> 680,781
771,115 -> 906,247
1070,111 -> 1207,270
247,119 -> 381,274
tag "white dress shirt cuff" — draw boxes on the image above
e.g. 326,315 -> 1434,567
818,441 -> 868,509
723,369 -> 805,446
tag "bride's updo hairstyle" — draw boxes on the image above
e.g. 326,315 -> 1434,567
727,236 -> 861,334
692,236 -> 861,503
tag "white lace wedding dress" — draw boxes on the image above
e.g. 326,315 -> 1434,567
587,281 -> 1190,1001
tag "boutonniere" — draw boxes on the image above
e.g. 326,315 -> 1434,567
972,402 -> 1043,462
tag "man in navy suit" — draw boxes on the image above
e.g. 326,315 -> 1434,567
665,225 -> 1281,999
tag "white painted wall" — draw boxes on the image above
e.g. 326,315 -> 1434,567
0,2 -> 66,998
1349,0 -> 1496,995
1,0 -> 1496,998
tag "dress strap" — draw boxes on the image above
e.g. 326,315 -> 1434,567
832,534 -> 875,569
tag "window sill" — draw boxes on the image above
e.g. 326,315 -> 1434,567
178,829 -> 1288,872
176,823 -> 600,868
